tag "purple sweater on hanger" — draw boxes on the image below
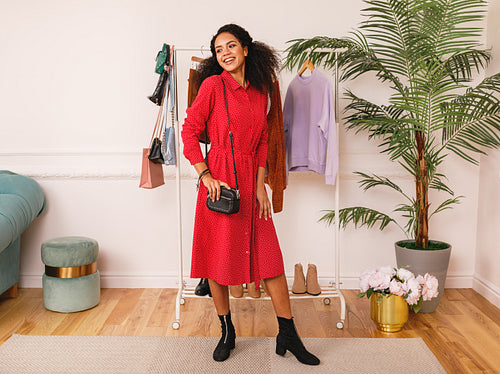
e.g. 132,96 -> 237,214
283,69 -> 338,185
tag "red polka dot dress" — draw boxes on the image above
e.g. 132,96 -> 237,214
181,70 -> 285,286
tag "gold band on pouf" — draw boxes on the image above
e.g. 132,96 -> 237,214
45,262 -> 97,278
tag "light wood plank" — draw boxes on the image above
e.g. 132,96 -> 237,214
0,288 -> 499,374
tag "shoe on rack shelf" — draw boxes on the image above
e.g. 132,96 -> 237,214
246,282 -> 261,298
195,278 -> 212,297
291,263 -> 306,294
306,264 -> 321,296
230,284 -> 244,298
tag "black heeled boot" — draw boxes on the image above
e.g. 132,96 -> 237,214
148,70 -> 168,105
195,278 -> 212,297
276,316 -> 320,365
213,312 -> 235,362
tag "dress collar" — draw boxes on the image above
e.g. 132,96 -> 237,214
221,70 -> 248,91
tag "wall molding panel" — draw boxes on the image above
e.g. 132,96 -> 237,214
1,150 -> 410,180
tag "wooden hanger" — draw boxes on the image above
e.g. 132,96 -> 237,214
191,56 -> 204,63
298,59 -> 315,76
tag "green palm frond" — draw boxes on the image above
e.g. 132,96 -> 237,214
360,0 -> 429,78
444,49 -> 491,83
343,91 -> 418,160
420,0 -> 486,57
428,172 -> 454,195
394,203 -> 417,235
429,196 -> 463,218
282,36 -> 354,73
354,172 -> 413,202
442,73 -> 500,164
319,207 -> 404,233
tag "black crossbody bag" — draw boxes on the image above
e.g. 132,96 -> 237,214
205,78 -> 240,214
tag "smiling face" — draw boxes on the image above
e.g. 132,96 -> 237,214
214,32 -> 248,78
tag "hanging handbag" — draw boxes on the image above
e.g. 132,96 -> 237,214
149,137 -> 164,164
205,78 -> 240,214
165,127 -> 176,165
148,70 -> 168,105
155,43 -> 170,74
139,148 -> 165,189
162,106 -> 177,166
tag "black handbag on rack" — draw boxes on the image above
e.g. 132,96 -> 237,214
148,137 -> 164,164
205,78 -> 240,215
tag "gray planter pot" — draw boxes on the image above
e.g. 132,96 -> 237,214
395,240 -> 451,313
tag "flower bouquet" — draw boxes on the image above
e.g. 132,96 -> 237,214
358,266 -> 439,313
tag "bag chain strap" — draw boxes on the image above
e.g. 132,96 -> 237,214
204,77 -> 239,191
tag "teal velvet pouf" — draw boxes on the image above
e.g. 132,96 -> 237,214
41,236 -> 100,313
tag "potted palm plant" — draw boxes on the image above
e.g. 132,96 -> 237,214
284,0 -> 500,312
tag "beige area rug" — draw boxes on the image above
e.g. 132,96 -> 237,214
0,334 -> 446,374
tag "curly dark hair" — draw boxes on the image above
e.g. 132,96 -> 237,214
196,24 -> 280,95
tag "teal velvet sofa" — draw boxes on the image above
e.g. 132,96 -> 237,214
0,171 -> 46,296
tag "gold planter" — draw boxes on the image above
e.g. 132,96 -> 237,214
370,293 -> 409,332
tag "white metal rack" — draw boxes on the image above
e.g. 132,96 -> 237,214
170,47 -> 346,330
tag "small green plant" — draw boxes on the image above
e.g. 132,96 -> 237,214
285,0 -> 500,248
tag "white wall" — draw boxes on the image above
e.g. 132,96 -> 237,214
0,1 -> 494,293
474,0 -> 500,308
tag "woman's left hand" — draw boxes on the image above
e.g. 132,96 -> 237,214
256,185 -> 272,221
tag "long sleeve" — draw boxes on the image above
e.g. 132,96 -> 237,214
255,121 -> 268,168
181,78 -> 216,165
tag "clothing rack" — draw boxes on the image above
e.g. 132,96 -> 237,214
171,47 -> 346,330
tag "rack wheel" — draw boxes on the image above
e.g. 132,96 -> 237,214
323,298 -> 331,305
172,321 -> 180,330
336,321 -> 344,329
180,298 -> 185,305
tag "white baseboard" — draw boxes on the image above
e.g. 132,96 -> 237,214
472,275 -> 500,309
19,273 -> 474,290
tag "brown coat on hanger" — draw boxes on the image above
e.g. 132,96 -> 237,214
265,78 -> 287,213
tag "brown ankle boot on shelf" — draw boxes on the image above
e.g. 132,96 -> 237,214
246,282 -> 261,298
306,264 -> 321,295
292,264 -> 306,294
230,284 -> 243,298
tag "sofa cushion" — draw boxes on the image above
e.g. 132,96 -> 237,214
0,171 -> 46,252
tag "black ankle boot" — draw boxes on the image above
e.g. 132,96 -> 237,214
195,278 -> 212,297
213,312 -> 235,362
276,316 -> 320,365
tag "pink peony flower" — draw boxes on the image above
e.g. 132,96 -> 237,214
359,267 -> 377,293
389,279 -> 405,296
420,273 -> 439,301
369,270 -> 391,291
379,266 -> 396,277
405,278 -> 421,305
397,268 -> 415,282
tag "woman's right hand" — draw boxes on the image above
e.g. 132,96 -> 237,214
202,174 -> 230,202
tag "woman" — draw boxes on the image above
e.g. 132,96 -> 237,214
181,24 -> 319,366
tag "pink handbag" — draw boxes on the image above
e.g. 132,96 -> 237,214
139,148 -> 164,189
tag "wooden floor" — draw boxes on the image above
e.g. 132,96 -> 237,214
1,288 -> 499,373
